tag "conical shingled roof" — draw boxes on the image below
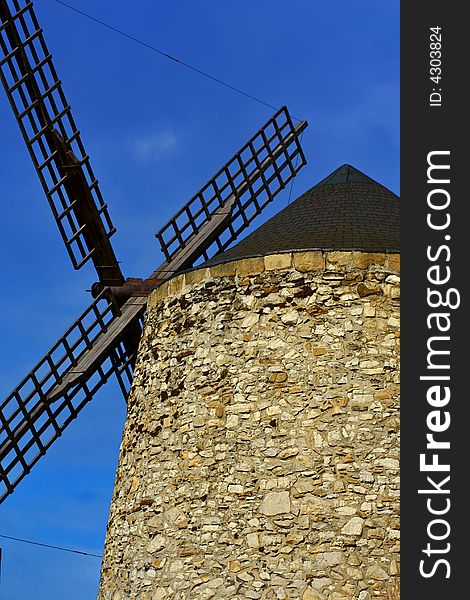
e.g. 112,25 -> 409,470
205,164 -> 399,266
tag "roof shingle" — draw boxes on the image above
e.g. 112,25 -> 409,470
205,164 -> 399,266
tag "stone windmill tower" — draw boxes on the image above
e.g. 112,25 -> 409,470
98,164 -> 400,600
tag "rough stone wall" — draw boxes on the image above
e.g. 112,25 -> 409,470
98,251 -> 400,600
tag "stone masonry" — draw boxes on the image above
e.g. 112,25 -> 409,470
98,250 -> 400,600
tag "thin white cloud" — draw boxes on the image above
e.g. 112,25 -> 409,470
132,129 -> 180,162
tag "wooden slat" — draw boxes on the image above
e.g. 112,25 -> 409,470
0,0 -> 124,284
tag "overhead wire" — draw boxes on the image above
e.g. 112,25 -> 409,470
53,0 -> 306,209
53,0 -> 301,120
0,533 -> 102,558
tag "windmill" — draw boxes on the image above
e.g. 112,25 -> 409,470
0,0 -> 308,504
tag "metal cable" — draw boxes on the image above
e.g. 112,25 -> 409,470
53,0 -> 302,120
0,533 -> 102,558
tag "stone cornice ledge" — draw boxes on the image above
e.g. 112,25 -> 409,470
148,251 -> 400,310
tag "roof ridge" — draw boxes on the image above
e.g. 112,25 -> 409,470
202,164 -> 400,267
316,164 -> 380,186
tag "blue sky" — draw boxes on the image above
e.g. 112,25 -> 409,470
0,1 -> 399,597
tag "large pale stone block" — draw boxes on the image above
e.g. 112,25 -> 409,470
184,267 -> 210,286
326,251 -> 352,267
264,253 -> 292,271
259,491 -> 291,515
235,257 -> 265,277
341,516 -> 364,536
387,253 -> 401,271
293,251 -> 325,272
209,261 -> 237,278
351,252 -> 386,268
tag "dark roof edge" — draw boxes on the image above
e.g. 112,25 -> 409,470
198,247 -> 400,270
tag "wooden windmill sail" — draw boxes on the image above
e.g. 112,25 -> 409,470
0,0 -> 308,503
